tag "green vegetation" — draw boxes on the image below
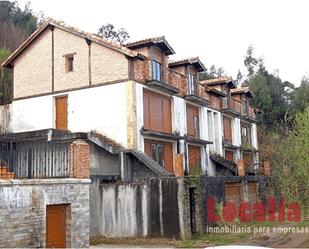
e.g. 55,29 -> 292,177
0,1 -> 42,104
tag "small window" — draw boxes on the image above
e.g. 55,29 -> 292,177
152,60 -> 161,81
64,53 -> 75,73
188,73 -> 197,95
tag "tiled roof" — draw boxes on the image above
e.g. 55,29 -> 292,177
231,86 -> 253,96
125,36 -> 175,55
200,76 -> 233,85
168,57 -> 206,72
1,18 -> 146,68
200,76 -> 237,89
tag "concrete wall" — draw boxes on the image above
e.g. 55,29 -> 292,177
9,82 -> 129,147
0,104 -> 11,134
13,27 -> 129,99
90,178 -> 186,239
0,179 -> 90,248
90,143 -> 120,176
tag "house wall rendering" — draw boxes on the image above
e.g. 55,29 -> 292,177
1,19 -> 260,177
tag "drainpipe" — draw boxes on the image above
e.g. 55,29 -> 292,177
184,141 -> 189,175
119,151 -> 125,181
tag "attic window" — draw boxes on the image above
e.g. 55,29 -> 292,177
64,53 -> 76,72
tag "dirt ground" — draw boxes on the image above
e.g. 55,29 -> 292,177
91,231 -> 309,248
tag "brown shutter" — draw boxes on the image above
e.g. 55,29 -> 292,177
188,145 -> 201,172
143,89 -> 172,133
223,116 -> 232,143
163,142 -> 173,173
187,104 -> 199,137
225,150 -> 234,161
162,96 -> 172,133
143,90 -> 150,129
243,152 -> 253,167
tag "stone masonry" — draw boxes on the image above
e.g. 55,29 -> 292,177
0,179 -> 90,248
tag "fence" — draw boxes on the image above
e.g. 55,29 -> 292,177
0,140 -> 70,178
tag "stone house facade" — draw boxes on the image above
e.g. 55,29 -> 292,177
1,18 -> 259,178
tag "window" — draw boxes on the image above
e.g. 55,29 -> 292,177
188,73 -> 197,95
144,139 -> 174,173
151,144 -> 164,167
64,53 -> 75,72
152,60 -> 161,81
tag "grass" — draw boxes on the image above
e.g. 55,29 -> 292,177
90,215 -> 309,248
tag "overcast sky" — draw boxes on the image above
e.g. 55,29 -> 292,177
17,0 -> 309,86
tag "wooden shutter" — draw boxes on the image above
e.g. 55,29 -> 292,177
187,104 -> 199,137
188,145 -> 201,172
223,116 -> 232,143
225,183 -> 243,208
143,89 -> 172,133
243,152 -> 253,167
225,150 -> 234,161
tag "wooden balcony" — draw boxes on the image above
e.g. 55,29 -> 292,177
222,97 -> 242,116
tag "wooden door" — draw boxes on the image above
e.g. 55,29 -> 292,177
225,183 -> 243,208
55,96 -> 68,130
188,145 -> 201,172
248,182 -> 258,203
46,205 -> 66,248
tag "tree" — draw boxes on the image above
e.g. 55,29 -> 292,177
244,45 -> 258,77
272,106 -> 309,205
98,23 -> 129,44
0,48 -> 13,103
292,76 -> 309,114
236,70 -> 243,85
0,1 -> 39,50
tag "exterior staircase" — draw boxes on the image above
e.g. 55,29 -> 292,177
0,165 -> 15,179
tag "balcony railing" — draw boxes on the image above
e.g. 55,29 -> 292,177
223,97 -> 241,114
248,106 -> 256,119
0,140 -> 70,179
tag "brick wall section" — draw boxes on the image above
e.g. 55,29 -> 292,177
14,28 -> 52,98
69,140 -> 90,179
13,27 -> 129,99
0,166 -> 15,179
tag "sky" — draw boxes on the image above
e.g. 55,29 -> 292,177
17,0 -> 309,86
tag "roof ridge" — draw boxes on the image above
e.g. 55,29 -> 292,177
124,35 -> 166,47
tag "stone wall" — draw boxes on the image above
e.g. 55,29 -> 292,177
0,179 -> 90,248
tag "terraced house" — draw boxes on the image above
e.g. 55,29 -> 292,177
0,18 -> 259,177
0,19 -> 266,245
